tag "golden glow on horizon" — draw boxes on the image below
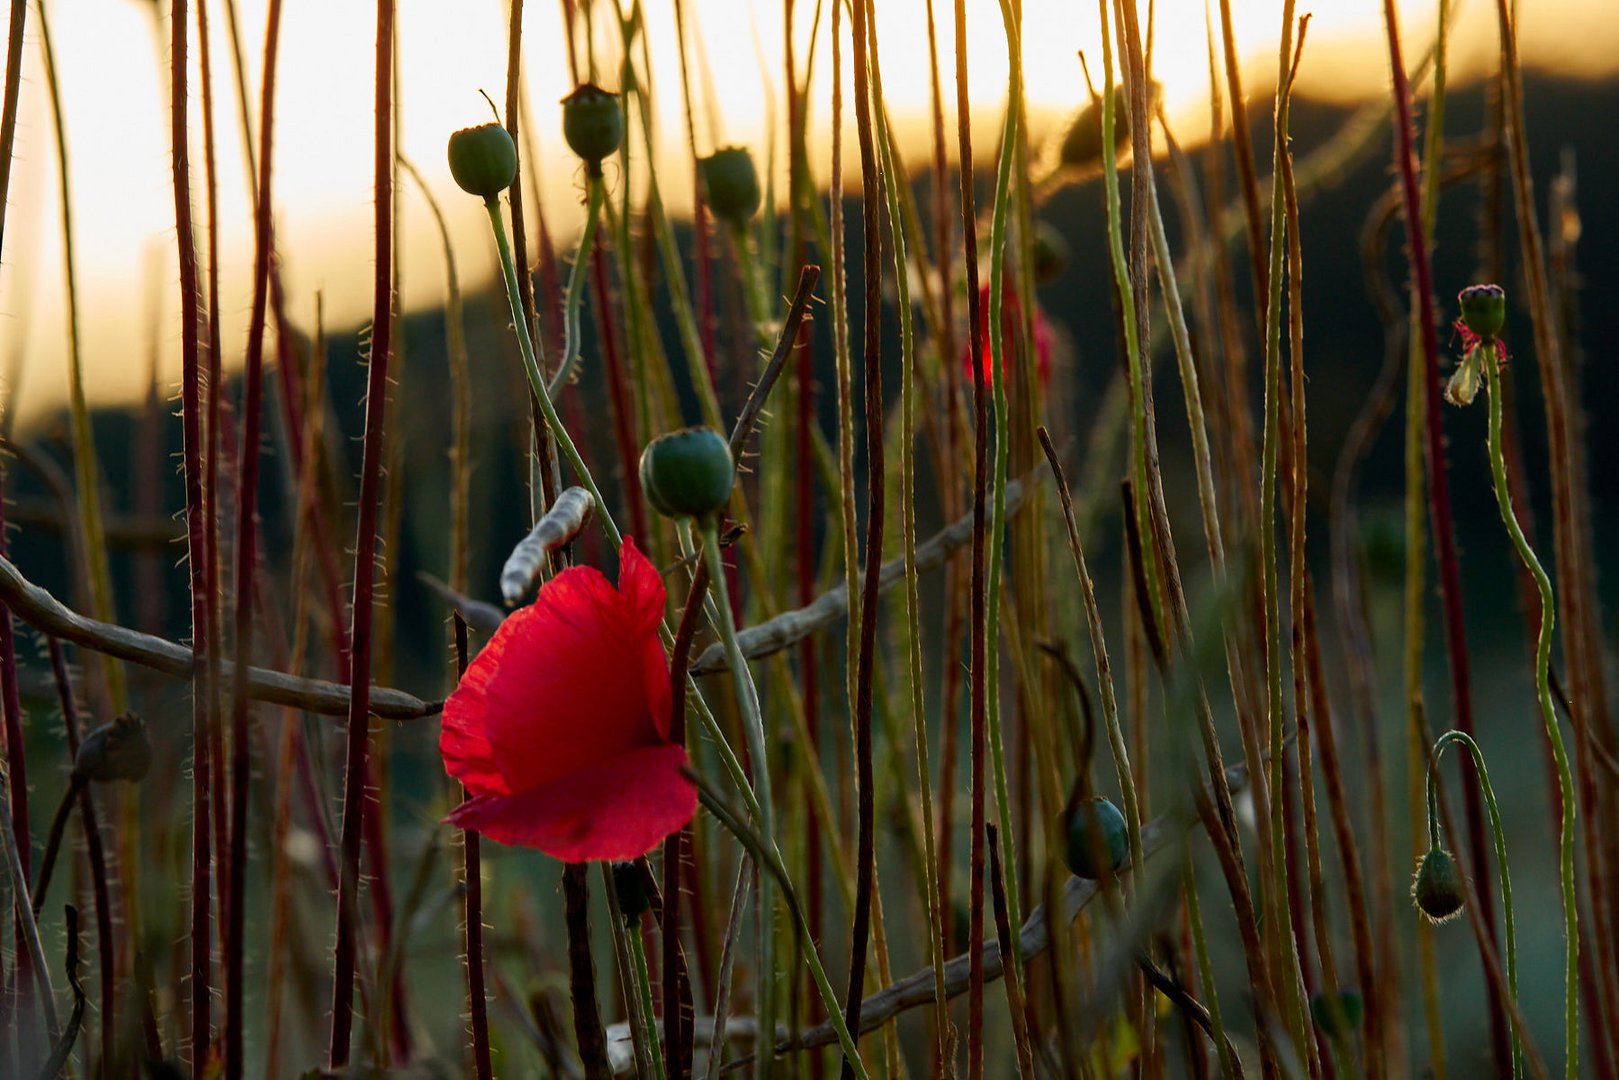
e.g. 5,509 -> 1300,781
1,0 -> 1616,422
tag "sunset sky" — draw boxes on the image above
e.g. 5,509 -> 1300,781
1,0 -> 1616,423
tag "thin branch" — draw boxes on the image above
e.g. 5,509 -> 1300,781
0,554 -> 438,720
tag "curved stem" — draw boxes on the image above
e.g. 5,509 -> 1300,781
485,196 -> 621,550
1424,728 -> 1521,1078
1482,346 -> 1577,1078
547,175 -> 606,396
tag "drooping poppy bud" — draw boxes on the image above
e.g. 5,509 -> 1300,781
73,713 -> 152,784
1458,283 -> 1507,341
699,147 -> 761,225
561,84 -> 624,170
1444,351 -> 1483,408
1411,847 -> 1465,923
1063,795 -> 1129,880
611,860 -> 651,926
640,427 -> 735,521
447,122 -> 518,201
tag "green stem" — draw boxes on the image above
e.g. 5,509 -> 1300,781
1254,3 -> 1315,1065
627,916 -> 667,1080
483,196 -> 620,549
547,175 -> 606,396
693,782 -> 869,1079
484,192 -> 763,834
1424,728 -> 1521,1078
1185,855 -> 1238,1079
1095,0 -> 1164,634
984,0 -> 1025,967
1482,345 -> 1577,1078
731,221 -> 775,348
698,517 -> 776,1079
868,28 -> 949,1066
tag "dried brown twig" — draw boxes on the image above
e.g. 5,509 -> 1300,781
0,554 -> 437,720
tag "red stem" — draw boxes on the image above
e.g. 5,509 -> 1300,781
663,567 -> 708,1079
839,0 -> 884,1071
592,253 -> 648,540
952,0 -> 989,1076
47,639 -> 113,1074
0,477 -> 32,1043
1379,6 -> 1503,1069
224,0 -> 283,1074
453,616 -> 493,1080
0,0 -> 26,262
329,0 -> 394,1064
167,0 -> 212,1065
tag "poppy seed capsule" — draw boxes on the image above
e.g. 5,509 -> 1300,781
1057,87 -> 1133,173
447,123 -> 518,201
561,84 -> 623,168
1063,795 -> 1129,879
699,147 -> 762,225
1032,222 -> 1069,284
1458,283 -> 1507,340
1412,847 -> 1466,923
639,427 -> 735,521
611,860 -> 651,927
73,713 -> 152,784
1310,990 -> 1366,1041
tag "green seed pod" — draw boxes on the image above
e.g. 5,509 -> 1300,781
1310,989 -> 1365,1041
561,83 -> 623,168
1059,87 -> 1142,175
699,147 -> 762,225
611,860 -> 651,927
640,427 -> 735,521
1032,221 -> 1070,284
73,713 -> 152,784
1411,847 -> 1466,924
1458,283 -> 1507,340
1063,795 -> 1129,880
447,122 -> 518,201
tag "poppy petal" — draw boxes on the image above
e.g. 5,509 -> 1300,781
448,564 -> 666,796
447,743 -> 697,862
616,537 -> 667,638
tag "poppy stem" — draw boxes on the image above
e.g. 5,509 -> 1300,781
625,912 -> 667,1080
1482,345 -> 1577,1077
547,175 -> 605,396
696,516 -> 776,1078
688,774 -> 868,1079
483,195 -> 621,550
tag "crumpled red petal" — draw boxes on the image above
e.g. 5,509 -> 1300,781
439,538 -> 670,799
446,743 -> 696,862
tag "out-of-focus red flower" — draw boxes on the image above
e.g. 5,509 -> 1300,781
440,537 -> 695,862
963,281 -> 1054,389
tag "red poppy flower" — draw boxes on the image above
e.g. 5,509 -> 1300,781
962,280 -> 1054,389
440,537 -> 696,862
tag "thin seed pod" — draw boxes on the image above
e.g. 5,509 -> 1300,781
500,488 -> 596,605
